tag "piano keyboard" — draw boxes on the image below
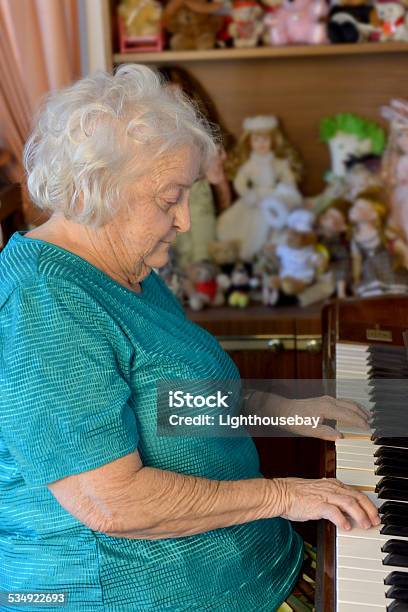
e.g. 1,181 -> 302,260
335,342 -> 408,612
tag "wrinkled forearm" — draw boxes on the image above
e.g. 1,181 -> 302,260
103,466 -> 285,540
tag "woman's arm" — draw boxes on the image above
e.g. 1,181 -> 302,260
48,447 -> 379,540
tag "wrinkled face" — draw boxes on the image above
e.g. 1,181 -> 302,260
250,132 -> 271,155
106,144 -> 201,277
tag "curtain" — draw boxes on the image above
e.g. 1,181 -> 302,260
0,0 -> 80,226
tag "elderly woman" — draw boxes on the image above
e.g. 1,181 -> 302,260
0,65 -> 378,611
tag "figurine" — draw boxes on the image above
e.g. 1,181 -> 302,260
184,261 -> 225,310
156,246 -> 186,302
382,99 -> 408,250
370,0 -> 408,41
118,0 -> 163,51
349,192 -> 408,297
228,0 -> 264,47
208,239 -> 241,278
226,262 -> 257,307
274,209 -> 324,295
317,199 -> 351,298
163,0 -> 224,50
312,113 -> 386,215
216,115 -> 303,261
327,1 -> 376,43
264,0 -> 328,46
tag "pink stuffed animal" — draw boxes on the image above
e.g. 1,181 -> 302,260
265,0 -> 328,45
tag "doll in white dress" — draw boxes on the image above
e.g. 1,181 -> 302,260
216,115 -> 303,261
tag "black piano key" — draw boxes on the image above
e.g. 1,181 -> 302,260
385,571 -> 408,587
387,601 -> 408,611
376,464 -> 408,478
375,456 -> 408,470
372,437 -> 408,448
382,540 -> 408,555
378,487 -> 408,502
375,448 -> 408,460
383,553 -> 408,568
387,586 -> 408,602
380,501 -> 408,516
381,524 -> 408,537
376,478 -> 408,493
382,514 -> 408,527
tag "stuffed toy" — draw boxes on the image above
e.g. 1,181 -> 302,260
317,199 -> 352,298
163,0 -> 224,49
184,261 -> 225,310
208,239 -> 241,277
264,0 -> 328,46
216,115 -> 303,261
228,0 -> 264,47
274,209 -> 324,295
311,113 -> 386,215
224,262 -> 259,307
349,191 -> 408,296
370,0 -> 408,41
118,0 -> 163,36
327,1 -> 376,43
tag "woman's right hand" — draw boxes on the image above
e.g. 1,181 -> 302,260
274,477 -> 380,531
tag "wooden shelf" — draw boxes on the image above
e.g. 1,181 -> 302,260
113,42 -> 408,64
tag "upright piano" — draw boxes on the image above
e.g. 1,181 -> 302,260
317,296 -> 408,612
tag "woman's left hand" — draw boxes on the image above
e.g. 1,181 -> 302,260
274,395 -> 371,441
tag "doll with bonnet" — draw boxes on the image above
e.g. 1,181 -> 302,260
216,115 -> 303,261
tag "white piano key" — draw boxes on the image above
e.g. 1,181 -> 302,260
337,603 -> 384,611
336,439 -> 374,450
337,453 -> 375,470
338,526 -> 408,542
339,565 -> 408,581
337,581 -> 386,606
336,468 -> 379,489
338,577 -> 386,598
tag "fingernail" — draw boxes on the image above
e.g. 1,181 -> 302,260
363,522 -> 370,529
345,523 -> 351,530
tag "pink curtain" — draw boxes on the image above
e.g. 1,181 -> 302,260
0,0 -> 80,226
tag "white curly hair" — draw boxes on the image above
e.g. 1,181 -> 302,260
23,64 -> 219,227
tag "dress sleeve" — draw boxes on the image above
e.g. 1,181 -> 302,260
0,278 -> 138,487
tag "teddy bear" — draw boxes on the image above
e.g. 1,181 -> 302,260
327,1 -> 377,43
370,0 -> 408,41
264,0 -> 328,46
163,0 -> 224,50
228,0 -> 264,47
273,209 -> 324,295
183,261 -> 225,311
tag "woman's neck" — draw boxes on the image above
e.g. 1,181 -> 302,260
25,216 -> 144,293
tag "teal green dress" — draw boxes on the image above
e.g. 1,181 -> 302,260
0,231 -> 303,611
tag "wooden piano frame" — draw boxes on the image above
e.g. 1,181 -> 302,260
316,295 -> 408,612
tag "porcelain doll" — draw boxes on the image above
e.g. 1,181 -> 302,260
382,99 -> 408,247
312,113 -> 386,215
216,115 -> 303,261
317,199 -> 351,298
349,192 -> 408,297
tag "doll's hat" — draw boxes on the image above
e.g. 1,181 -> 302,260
287,209 -> 315,233
243,116 -> 278,132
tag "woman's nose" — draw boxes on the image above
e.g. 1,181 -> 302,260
174,198 -> 191,233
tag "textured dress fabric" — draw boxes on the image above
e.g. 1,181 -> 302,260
0,231 -> 303,611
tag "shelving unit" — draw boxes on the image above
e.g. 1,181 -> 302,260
113,41 -> 408,64
85,1 -> 408,194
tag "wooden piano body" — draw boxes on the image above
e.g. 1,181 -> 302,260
317,295 -> 408,612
